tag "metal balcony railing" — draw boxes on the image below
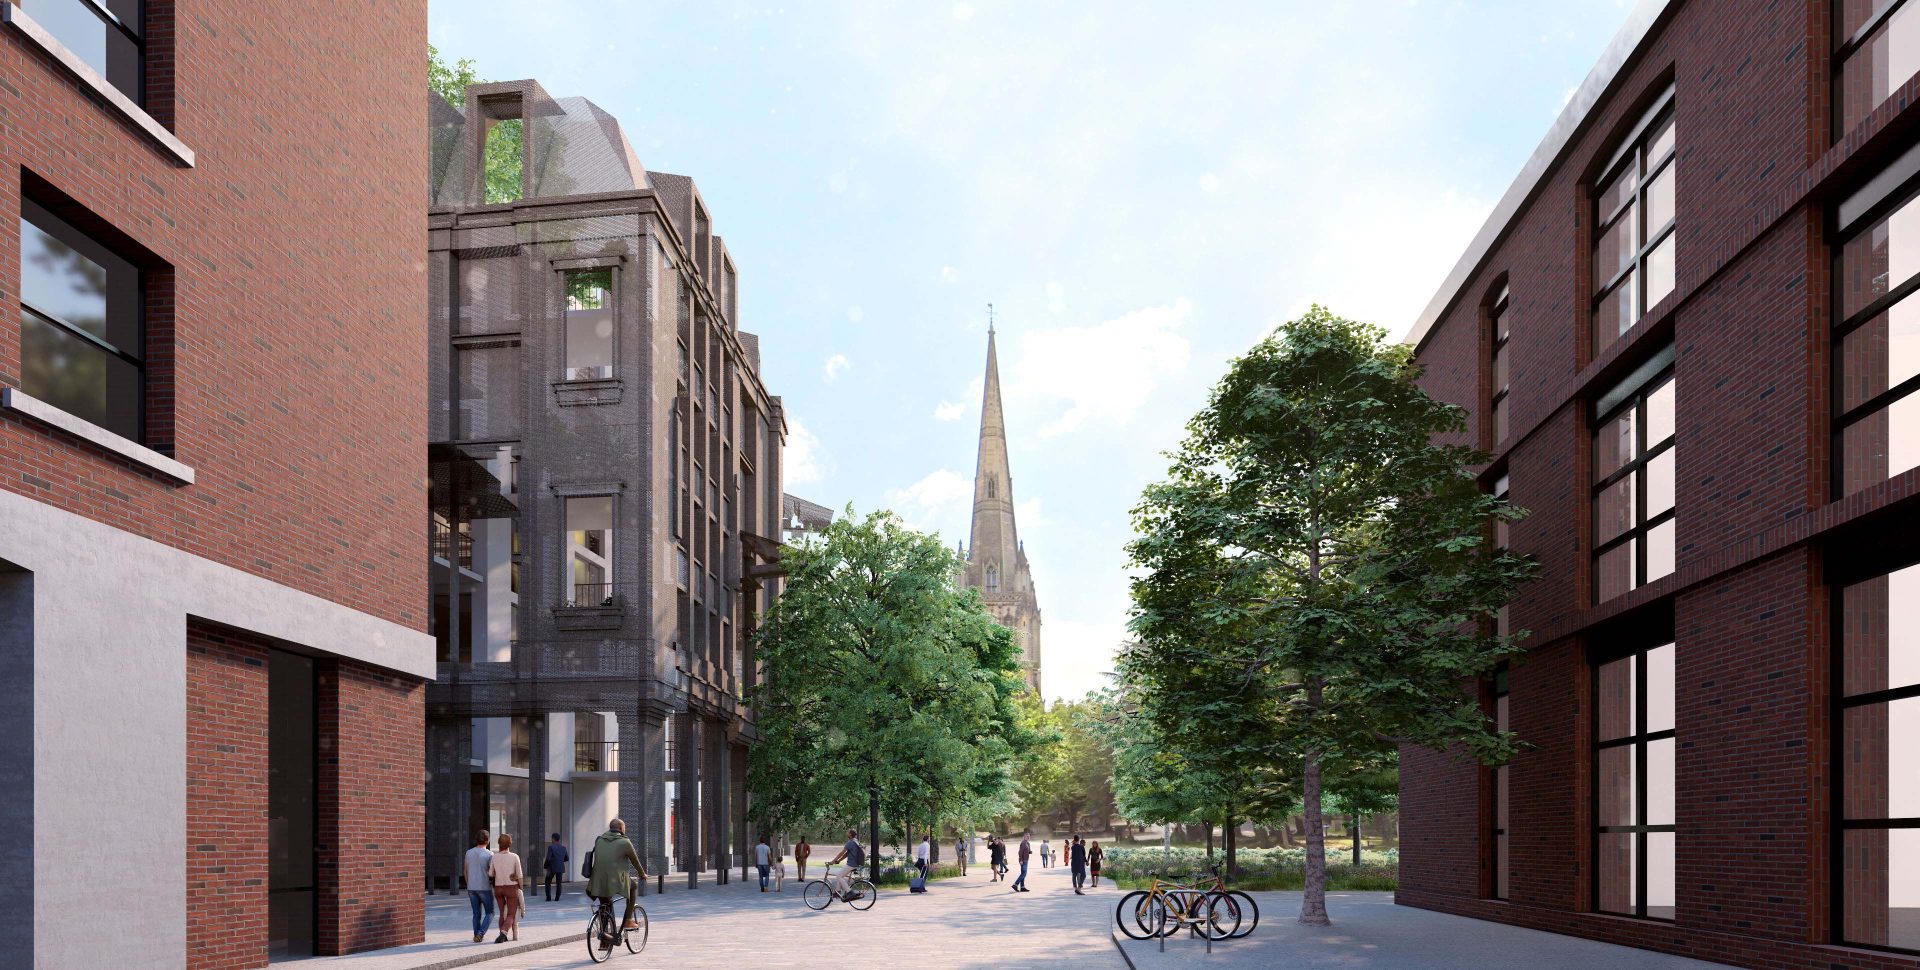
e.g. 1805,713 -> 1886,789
565,582 -> 615,608
430,526 -> 473,569
574,741 -> 619,773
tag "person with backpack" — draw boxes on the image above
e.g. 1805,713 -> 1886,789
584,818 -> 646,934
824,828 -> 866,898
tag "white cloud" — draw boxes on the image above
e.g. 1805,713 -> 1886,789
1039,617 -> 1127,703
885,468 -> 972,533
933,400 -> 967,421
823,353 -> 852,382
1005,301 -> 1193,437
783,415 -> 828,486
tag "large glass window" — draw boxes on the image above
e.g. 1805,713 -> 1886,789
1491,666 -> 1510,901
1592,104 -> 1676,356
453,338 -> 521,441
1836,182 -> 1920,494
1594,368 -> 1676,601
267,649 -> 316,960
564,496 -> 614,607
1595,642 -> 1676,920
563,268 -> 614,380
1836,1 -> 1920,137
1490,285 -> 1511,443
19,198 -> 144,441
26,0 -> 144,105
1840,563 -> 1920,953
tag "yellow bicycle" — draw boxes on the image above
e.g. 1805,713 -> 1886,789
1114,871 -> 1241,940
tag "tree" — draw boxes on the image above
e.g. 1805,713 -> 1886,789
427,44 -> 523,204
745,509 -> 1036,883
1126,306 -> 1536,925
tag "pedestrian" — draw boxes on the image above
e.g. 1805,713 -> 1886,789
914,833 -> 930,879
1013,831 -> 1033,892
795,836 -> 812,881
1089,840 -> 1104,888
756,834 -> 773,892
1069,836 -> 1087,894
988,836 -> 1005,882
543,832 -> 569,901
1041,838 -> 1052,869
464,830 -> 496,943
955,835 -> 968,876
489,833 -> 524,943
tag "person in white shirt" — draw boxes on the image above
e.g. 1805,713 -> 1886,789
755,835 -> 773,892
1041,839 -> 1052,869
463,831 -> 496,944
914,836 -> 930,879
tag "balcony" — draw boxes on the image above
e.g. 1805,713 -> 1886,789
553,582 -> 623,632
430,524 -> 474,569
573,741 -> 620,779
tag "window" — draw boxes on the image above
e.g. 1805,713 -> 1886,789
453,339 -> 520,440
29,0 -> 145,106
1592,99 -> 1676,356
986,564 -> 999,593
564,496 -> 614,606
1836,180 -> 1920,494
1593,361 -> 1675,601
1839,563 -> 1920,953
19,198 -> 144,442
1491,666 -> 1510,900
1595,641 -> 1676,920
563,268 -> 614,380
986,477 -> 996,499
1490,285 -> 1511,443
1836,1 -> 1920,137
1493,473 -> 1511,637
510,716 -> 532,769
481,114 -> 522,204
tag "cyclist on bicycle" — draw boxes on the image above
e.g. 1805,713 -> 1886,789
823,827 -> 865,898
587,818 -> 647,933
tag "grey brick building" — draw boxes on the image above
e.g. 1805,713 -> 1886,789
424,79 -> 792,887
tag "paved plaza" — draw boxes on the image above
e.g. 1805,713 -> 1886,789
299,860 -> 1746,970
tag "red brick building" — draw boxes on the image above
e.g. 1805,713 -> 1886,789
0,2 -> 430,967
1400,1 -> 1920,967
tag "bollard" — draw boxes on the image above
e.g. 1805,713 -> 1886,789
657,873 -> 665,896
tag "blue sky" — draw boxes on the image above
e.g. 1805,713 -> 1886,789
430,0 -> 1639,703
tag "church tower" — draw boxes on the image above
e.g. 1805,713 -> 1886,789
961,317 -> 1043,695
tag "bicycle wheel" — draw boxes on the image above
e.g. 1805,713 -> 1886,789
1145,894 -> 1169,941
586,910 -> 614,964
1227,890 -> 1258,938
847,879 -> 877,910
803,880 -> 832,910
1203,892 -> 1241,940
1114,891 -> 1154,940
623,905 -> 648,953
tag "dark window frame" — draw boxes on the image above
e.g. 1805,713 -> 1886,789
1490,284 -> 1511,445
18,195 -> 147,443
1592,366 -> 1676,601
1591,93 -> 1677,357
1592,638 -> 1677,921
1834,0 -> 1919,140
38,0 -> 147,107
1833,558 -> 1920,955
1832,168 -> 1920,498
1490,665 -> 1510,901
560,265 -> 616,382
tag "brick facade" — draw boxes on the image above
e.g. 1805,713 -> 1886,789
186,625 -> 270,970
317,662 -> 425,955
1401,1 -> 1920,967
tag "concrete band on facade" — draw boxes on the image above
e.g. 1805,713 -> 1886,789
0,488 -> 433,969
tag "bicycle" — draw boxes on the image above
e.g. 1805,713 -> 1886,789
585,892 -> 648,963
1180,865 -> 1259,939
802,865 -> 877,911
1114,871 -> 1240,941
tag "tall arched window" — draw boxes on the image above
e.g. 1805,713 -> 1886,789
986,477 -> 996,498
986,564 -> 999,592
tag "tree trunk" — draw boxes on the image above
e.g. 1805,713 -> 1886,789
1224,811 -> 1238,880
1279,820 -> 1296,847
1300,720 -> 1330,923
1205,820 -> 1214,860
1352,815 -> 1362,866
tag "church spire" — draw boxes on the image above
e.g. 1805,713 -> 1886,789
962,313 -> 1042,694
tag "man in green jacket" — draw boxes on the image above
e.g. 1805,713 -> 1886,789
588,818 -> 647,932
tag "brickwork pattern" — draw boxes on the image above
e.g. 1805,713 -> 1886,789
186,624 -> 270,970
1402,1 -> 1920,968
0,0 -> 428,631
317,661 -> 426,955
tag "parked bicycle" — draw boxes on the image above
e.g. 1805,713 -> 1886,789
1114,870 -> 1241,941
803,865 -> 877,911
585,894 -> 648,963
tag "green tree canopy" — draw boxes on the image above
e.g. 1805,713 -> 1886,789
1124,306 -> 1536,924
746,509 -> 1037,880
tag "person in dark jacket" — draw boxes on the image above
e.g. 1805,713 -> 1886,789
988,836 -> 1007,882
587,819 -> 647,934
1069,836 -> 1088,894
543,833 -> 569,901
1088,840 -> 1104,888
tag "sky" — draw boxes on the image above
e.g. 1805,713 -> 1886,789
429,0 -> 1642,703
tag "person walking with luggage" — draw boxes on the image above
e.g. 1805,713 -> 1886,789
543,833 -> 569,902
1088,840 -> 1104,888
1013,832 -> 1033,892
1069,836 -> 1087,894
489,833 -> 525,943
914,834 -> 930,879
794,836 -> 812,881
755,834 -> 773,892
464,831 -> 496,943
